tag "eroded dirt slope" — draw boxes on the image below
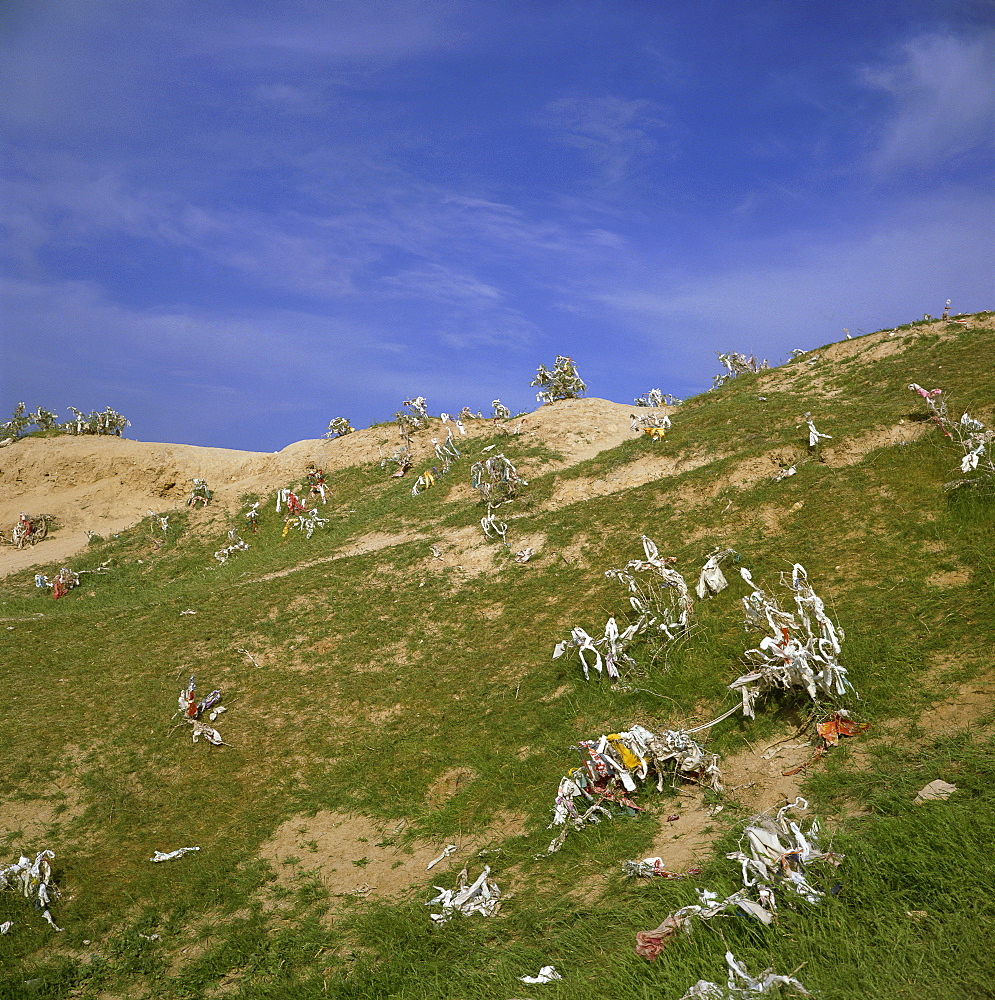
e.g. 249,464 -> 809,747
0,398 -> 670,576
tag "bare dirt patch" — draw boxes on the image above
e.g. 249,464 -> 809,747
0,793 -> 84,849
926,567 -> 972,588
639,738 -> 818,873
259,808 -> 527,910
0,776 -> 85,850
432,525 -> 501,577
821,421 -> 929,466
242,521 -> 509,590
426,767 -> 479,806
557,532 -> 591,567
542,684 -> 571,702
336,530 -> 424,559
916,679 -> 995,735
548,449 -> 716,511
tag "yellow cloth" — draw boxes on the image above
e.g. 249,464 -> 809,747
607,736 -> 642,770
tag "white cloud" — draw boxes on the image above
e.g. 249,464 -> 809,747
3,142 -> 620,312
860,30 -> 995,173
0,272 -> 543,447
595,190 -> 995,372
539,95 -> 668,183
252,83 -> 325,115
211,0 -> 464,63
378,263 -> 503,304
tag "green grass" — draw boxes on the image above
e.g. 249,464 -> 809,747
1,316 -> 993,998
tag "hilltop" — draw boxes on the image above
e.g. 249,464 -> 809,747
1,316 -> 979,577
0,396 -> 659,578
1,314 -> 993,999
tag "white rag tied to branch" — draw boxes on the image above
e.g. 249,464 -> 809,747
729,565 -> 854,718
553,536 -> 694,681
546,724 -> 721,854
0,851 -> 61,930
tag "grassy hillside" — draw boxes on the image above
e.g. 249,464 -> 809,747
2,315 -> 994,999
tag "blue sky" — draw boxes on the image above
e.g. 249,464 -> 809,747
2,0 -> 993,451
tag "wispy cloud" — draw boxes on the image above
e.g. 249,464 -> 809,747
538,95 -> 668,184
594,190 -> 995,373
252,83 -> 326,115
860,30 -> 995,174
378,263 -> 503,304
4,3 -> 993,450
209,0 -> 464,63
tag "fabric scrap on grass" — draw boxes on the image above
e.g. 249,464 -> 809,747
176,676 -> 227,745
605,535 -> 694,638
816,710 -> 870,746
411,469 -> 437,496
772,462 -> 803,481
215,529 -> 249,563
635,798 -> 839,960
908,383 -> 995,488
152,847 -> 201,863
0,851 -> 61,930
726,797 -> 841,906
635,889 -> 777,961
426,845 -> 458,870
556,536 -> 695,682
914,779 -> 957,803
381,446 -> 412,477
678,951 -> 810,998
427,866 -> 501,924
553,617 -> 643,680
433,430 -> 461,461
481,506 -> 508,541
696,547 -> 738,599
624,858 -> 702,879
519,966 -> 563,984
281,506 -> 329,539
48,567 -> 79,599
37,561 -> 108,598
803,412 -> 831,448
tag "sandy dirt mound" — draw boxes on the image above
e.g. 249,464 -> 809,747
513,397 -> 674,467
0,398 -> 655,578
0,434 -> 374,577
